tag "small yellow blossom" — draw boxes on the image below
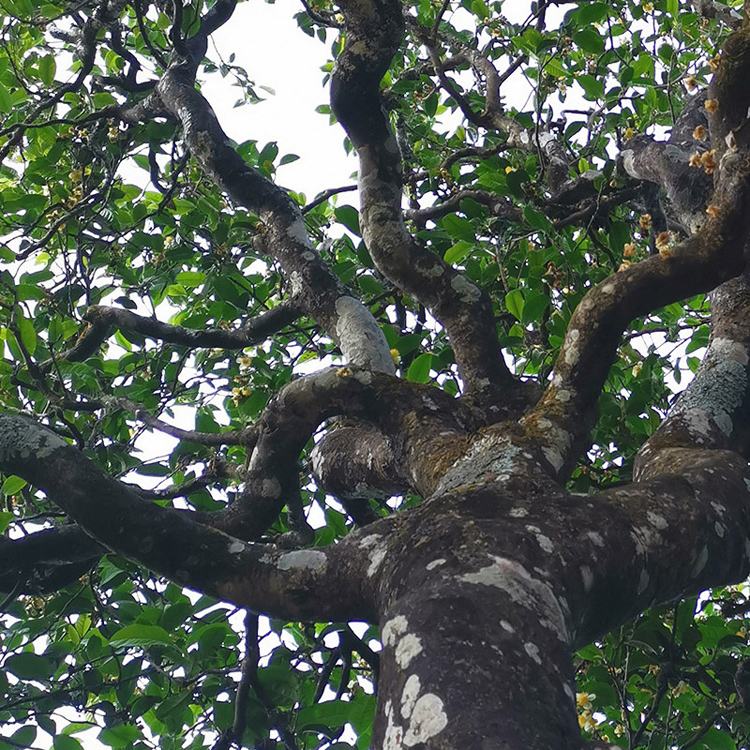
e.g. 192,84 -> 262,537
239,355 -> 252,367
69,168 -> 82,182
659,246 -> 674,259
685,75 -> 698,91
577,692 -> 595,709
504,166 -> 515,174
705,98 -> 719,114
623,242 -> 636,258
390,348 -> 401,364
706,204 -> 721,219
337,366 -> 353,378
689,151 -> 702,167
655,231 -> 671,251
614,725 -> 625,737
693,125 -> 707,140
701,149 -> 717,174
639,213 -> 651,231
578,710 -> 596,731
618,261 -> 634,271
709,55 -> 722,72
671,680 -> 689,697
625,127 -> 635,139
643,1 -> 654,10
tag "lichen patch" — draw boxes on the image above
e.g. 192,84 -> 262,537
401,675 -> 421,719
403,693 -> 448,747
277,549 -> 327,573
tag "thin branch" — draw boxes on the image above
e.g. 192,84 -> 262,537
302,184 -> 358,214
82,300 -> 302,350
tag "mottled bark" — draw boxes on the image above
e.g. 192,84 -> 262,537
8,3 -> 750,750
331,0 -> 526,412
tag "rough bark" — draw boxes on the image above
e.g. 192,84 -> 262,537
7,2 -> 750,749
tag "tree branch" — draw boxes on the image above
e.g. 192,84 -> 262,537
0,412 -> 377,622
332,0 -> 527,413
82,301 -> 302,351
146,15 -> 394,372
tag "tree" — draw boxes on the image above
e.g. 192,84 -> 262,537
6,0 -> 750,747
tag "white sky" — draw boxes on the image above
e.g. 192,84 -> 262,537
211,0 -> 357,199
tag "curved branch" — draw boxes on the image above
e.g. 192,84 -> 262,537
620,92 -> 712,232
331,0 -> 526,411
522,156 -> 750,478
147,24 -> 394,373
202,367 -> 470,538
0,412 -> 376,622
82,301 -> 302,351
404,190 -> 522,223
635,270 -> 750,481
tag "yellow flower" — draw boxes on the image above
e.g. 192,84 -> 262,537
504,166 -> 515,174
578,709 -> 596,731
618,261 -> 634,271
643,2 -> 654,10
623,242 -> 636,258
709,55 -> 722,72
69,168 -> 82,182
692,125 -> 707,140
685,75 -> 698,91
390,348 -> 400,364
704,98 -> 719,114
701,149 -> 717,174
706,204 -> 721,219
671,680 -> 689,697
624,127 -> 635,139
239,355 -> 252,367
655,231 -> 671,252
639,213 -> 651,230
577,692 -> 595,709
689,151 -> 702,167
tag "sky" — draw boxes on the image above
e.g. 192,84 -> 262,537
211,0 -> 357,199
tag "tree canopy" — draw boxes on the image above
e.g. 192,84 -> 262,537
4,0 -> 750,748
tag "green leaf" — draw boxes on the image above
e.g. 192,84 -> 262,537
54,736 -> 84,750
38,55 -> 55,85
110,624 -> 172,648
0,87 -> 11,113
442,214 -> 475,242
573,28 -> 605,55
505,289 -> 524,321
335,205 -> 361,236
572,2 -> 608,24
17,315 -> 36,355
406,353 -> 433,383
470,0 -> 488,19
175,271 -> 207,288
444,240 -> 473,265
5,652 -> 54,680
2,474 -> 27,495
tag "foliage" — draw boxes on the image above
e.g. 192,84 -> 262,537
0,0 -> 747,748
